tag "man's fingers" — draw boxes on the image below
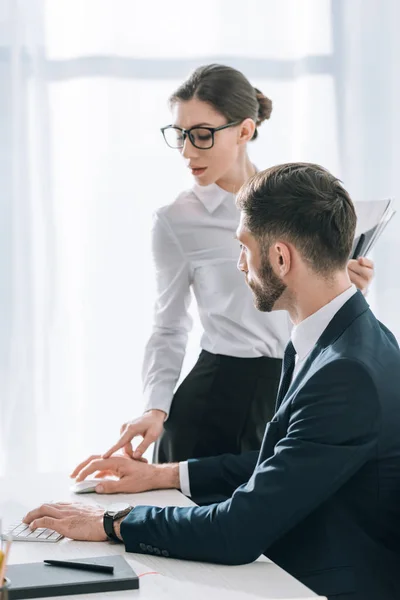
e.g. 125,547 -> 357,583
95,479 -> 124,494
75,458 -> 119,482
70,455 -> 101,478
23,504 -> 66,524
30,516 -> 62,533
94,470 -> 114,478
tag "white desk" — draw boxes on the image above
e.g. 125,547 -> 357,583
0,472 -> 321,599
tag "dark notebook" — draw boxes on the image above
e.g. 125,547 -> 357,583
6,555 -> 139,599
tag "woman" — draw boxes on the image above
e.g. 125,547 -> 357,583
81,64 -> 374,466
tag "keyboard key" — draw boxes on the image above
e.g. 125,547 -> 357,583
31,529 -> 50,538
16,528 -> 32,537
38,529 -> 53,539
12,526 -> 27,534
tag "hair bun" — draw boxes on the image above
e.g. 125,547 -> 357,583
254,87 -> 272,126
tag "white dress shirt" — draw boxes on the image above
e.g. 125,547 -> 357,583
291,284 -> 357,379
142,183 -> 292,415
179,284 -> 358,496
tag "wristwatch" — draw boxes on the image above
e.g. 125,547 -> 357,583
103,504 -> 133,542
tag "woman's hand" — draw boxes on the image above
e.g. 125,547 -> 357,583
102,409 -> 167,460
347,257 -> 374,294
70,410 -> 167,480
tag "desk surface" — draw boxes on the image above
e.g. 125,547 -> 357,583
0,472 -> 321,599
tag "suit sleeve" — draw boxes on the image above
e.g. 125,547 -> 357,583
187,451 -> 259,501
121,359 -> 380,565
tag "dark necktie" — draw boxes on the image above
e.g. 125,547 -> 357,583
275,340 -> 297,412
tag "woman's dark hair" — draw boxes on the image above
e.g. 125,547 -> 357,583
169,64 -> 272,141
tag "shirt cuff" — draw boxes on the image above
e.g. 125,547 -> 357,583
143,387 -> 174,417
179,461 -> 191,497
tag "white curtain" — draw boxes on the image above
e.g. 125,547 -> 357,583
1,0 -> 399,475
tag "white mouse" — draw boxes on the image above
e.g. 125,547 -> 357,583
70,479 -> 99,494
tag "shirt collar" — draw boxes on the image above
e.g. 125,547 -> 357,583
291,285 -> 357,361
191,165 -> 258,214
192,183 -> 235,214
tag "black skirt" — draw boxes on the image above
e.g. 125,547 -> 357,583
153,349 -> 282,463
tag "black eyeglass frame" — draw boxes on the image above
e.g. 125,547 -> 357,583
160,120 -> 242,150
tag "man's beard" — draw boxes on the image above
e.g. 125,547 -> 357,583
247,254 -> 287,312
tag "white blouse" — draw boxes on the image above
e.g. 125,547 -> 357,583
142,182 -> 292,415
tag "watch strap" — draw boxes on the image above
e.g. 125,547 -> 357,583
103,506 -> 132,542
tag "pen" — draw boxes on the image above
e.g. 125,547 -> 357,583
0,538 -> 12,585
44,560 -> 114,575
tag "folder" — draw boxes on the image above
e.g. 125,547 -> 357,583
351,198 -> 396,259
5,555 -> 139,599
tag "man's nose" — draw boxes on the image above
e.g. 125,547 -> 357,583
237,249 -> 247,273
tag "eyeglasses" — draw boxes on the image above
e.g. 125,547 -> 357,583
161,121 -> 241,150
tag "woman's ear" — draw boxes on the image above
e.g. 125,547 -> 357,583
238,118 -> 256,144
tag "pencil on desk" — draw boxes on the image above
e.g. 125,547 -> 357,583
0,537 -> 12,585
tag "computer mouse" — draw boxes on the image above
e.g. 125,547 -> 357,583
70,479 -> 99,494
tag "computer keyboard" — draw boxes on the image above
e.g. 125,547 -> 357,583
3,521 -> 63,542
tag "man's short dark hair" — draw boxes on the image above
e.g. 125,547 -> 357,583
236,162 -> 357,274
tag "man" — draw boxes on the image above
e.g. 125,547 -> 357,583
25,163 -> 400,600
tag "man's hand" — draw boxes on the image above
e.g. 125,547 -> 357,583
104,410 -> 167,460
70,452 -> 148,481
71,454 -> 179,494
23,503 -> 107,541
347,257 -> 374,294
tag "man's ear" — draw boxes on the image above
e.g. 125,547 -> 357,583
273,242 -> 291,276
238,118 -> 256,144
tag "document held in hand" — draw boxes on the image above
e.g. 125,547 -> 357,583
351,198 -> 396,258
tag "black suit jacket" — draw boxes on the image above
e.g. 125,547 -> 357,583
122,292 -> 400,600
